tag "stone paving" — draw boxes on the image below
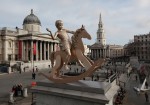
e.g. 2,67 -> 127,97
122,73 -> 150,105
0,64 -> 150,105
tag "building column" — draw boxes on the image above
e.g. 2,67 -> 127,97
102,49 -> 104,58
22,40 -> 24,61
12,40 -> 14,61
106,49 -> 108,57
99,49 -> 100,58
104,49 -> 106,58
53,43 -> 56,52
47,42 -> 50,60
50,42 -> 54,53
97,49 -> 99,59
44,42 -> 46,60
40,41 -> 42,61
91,49 -> 93,59
31,41 -> 33,61
94,49 -> 96,59
100,49 -> 102,58
3,39 -> 7,61
109,49 -> 111,58
26,41 -> 28,61
95,49 -> 96,59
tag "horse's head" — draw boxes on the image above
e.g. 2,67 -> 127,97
75,25 -> 91,40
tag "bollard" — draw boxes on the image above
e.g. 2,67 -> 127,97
8,67 -> 12,74
9,92 -> 14,103
23,88 -> 28,97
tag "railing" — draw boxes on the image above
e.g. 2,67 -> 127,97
105,73 -> 117,83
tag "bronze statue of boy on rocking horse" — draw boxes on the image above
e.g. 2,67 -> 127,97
39,20 -> 105,83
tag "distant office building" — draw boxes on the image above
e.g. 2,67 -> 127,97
0,9 -> 59,71
126,33 -> 150,62
89,14 -> 124,60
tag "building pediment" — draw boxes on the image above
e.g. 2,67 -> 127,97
90,43 -> 105,48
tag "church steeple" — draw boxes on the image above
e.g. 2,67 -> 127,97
97,13 -> 106,45
98,13 -> 103,28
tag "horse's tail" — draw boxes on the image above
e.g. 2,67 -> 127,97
50,52 -> 55,67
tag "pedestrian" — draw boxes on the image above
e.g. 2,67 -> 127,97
110,70 -> 113,75
145,82 -> 148,89
19,83 -> 23,96
36,68 -> 38,72
23,67 -> 25,72
145,92 -> 149,102
33,72 -> 36,79
12,85 -> 17,97
33,68 -> 35,73
135,75 -> 138,82
32,72 -> 36,79
91,75 -> 94,81
97,75 -> 99,80
17,84 -> 21,96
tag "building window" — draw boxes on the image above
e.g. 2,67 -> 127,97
8,55 -> 11,61
15,55 -> 18,61
0,41 -> 1,48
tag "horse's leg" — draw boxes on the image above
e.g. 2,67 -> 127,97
77,59 -> 85,67
83,55 -> 94,65
55,57 -> 64,77
75,49 -> 92,70
50,52 -> 55,68
50,55 -> 62,78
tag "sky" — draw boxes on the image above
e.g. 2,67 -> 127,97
0,0 -> 150,46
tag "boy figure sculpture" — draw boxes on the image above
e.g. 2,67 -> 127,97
47,20 -> 75,70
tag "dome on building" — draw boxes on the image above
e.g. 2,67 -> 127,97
23,9 -> 41,25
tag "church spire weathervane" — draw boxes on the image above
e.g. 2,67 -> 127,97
99,13 -> 102,23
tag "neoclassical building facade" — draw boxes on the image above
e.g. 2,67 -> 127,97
89,14 -> 124,60
0,9 -> 59,71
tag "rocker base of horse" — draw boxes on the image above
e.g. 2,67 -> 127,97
39,59 -> 105,83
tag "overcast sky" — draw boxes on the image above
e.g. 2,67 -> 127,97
0,0 -> 150,46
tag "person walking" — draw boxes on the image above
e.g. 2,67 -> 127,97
145,82 -> 148,89
145,92 -> 149,102
32,72 -> 36,79
135,75 -> 138,82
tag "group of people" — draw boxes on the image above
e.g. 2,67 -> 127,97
12,84 -> 23,97
114,86 -> 126,105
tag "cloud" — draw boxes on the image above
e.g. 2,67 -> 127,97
0,0 -> 150,46
135,0 -> 150,8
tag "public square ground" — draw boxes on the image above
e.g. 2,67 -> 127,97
0,66 -> 150,105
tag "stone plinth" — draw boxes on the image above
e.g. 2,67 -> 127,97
31,79 -> 118,105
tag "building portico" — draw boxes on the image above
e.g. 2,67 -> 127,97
0,9 -> 59,72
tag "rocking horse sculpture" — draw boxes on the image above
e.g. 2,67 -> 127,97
39,25 -> 105,83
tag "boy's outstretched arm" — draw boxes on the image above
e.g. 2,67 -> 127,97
46,28 -> 55,40
66,29 -> 75,34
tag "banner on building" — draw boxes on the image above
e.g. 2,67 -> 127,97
33,42 -> 36,55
